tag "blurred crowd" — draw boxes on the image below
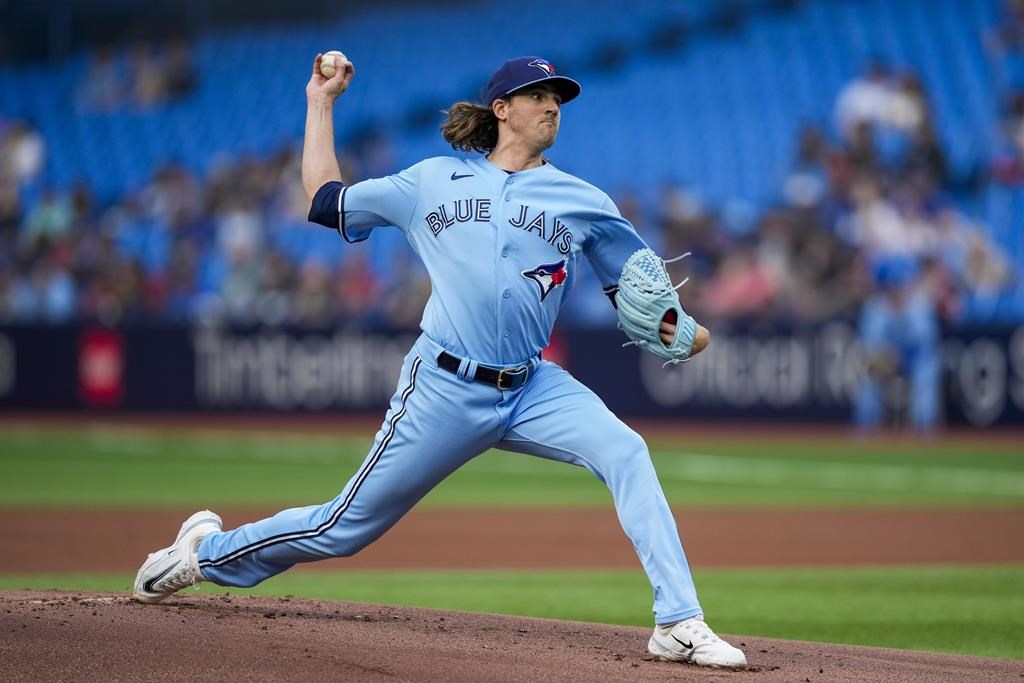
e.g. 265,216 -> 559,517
0,127 -> 431,328
574,57 -> 1015,335
77,39 -> 197,112
1,7 -> 1022,351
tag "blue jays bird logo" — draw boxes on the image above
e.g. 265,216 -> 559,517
529,59 -> 557,77
522,259 -> 568,301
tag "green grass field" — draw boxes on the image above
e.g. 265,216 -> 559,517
2,426 -> 1023,508
2,424 -> 1023,659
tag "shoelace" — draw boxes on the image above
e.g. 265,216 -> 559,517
679,617 -> 718,643
153,538 -> 204,592
160,564 -> 201,592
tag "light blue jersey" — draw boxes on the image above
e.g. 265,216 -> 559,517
340,156 -> 646,364
197,154 -> 704,625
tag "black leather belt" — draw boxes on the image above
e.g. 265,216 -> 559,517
437,351 -> 532,390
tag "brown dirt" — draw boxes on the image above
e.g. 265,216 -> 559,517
3,591 -> 1022,683
2,506 -> 1023,573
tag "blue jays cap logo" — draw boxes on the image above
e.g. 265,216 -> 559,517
529,59 -> 557,77
522,259 -> 568,301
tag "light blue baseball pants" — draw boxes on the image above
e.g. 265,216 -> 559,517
197,334 -> 702,624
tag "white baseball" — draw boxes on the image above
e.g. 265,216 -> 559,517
320,51 -> 348,79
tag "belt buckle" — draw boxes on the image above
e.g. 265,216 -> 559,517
497,364 -> 527,390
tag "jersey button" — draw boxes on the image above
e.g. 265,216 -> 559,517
503,330 -> 511,337
501,247 -> 509,257
504,195 -> 511,202
502,289 -> 511,298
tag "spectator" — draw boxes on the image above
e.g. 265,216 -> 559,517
162,239 -> 201,321
887,72 -> 929,136
835,60 -> 895,141
703,244 -> 781,320
845,121 -> 879,176
783,123 -> 831,209
335,251 -> 381,323
21,187 -> 72,247
4,256 -> 75,324
836,63 -> 932,141
0,176 -> 22,239
78,46 -> 128,112
164,39 -> 198,98
854,257 -> 940,431
902,121 -> 949,188
0,120 -> 45,188
838,177 -> 914,257
254,249 -> 295,326
220,243 -> 263,323
963,231 -> 1012,296
293,260 -> 335,327
216,203 -> 263,262
130,42 -> 168,108
379,253 -> 431,330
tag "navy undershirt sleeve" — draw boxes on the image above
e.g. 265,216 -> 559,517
307,181 -> 344,229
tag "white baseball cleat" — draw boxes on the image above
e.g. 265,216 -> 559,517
133,510 -> 222,604
647,615 -> 748,668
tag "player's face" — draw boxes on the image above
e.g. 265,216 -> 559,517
504,85 -> 562,151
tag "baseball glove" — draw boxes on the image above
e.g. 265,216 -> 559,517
615,248 -> 698,365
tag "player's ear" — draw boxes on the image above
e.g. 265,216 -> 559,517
492,98 -> 508,121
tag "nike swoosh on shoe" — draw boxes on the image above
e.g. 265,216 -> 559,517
142,560 -> 180,593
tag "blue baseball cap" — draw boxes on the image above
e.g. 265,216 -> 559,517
484,56 -> 581,105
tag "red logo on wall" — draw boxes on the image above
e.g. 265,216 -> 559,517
79,329 -> 124,407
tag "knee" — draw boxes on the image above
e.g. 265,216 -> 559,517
319,521 -> 382,559
624,428 -> 650,457
327,537 -> 364,558
605,428 -> 653,471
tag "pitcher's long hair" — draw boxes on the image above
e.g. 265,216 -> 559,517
441,101 -> 499,153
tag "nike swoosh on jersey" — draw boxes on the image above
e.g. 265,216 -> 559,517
450,172 -> 474,180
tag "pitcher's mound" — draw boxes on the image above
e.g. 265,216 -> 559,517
1,591 -> 1019,682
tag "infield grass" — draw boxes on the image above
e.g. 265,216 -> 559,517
2,565 -> 1021,660
2,425 -> 1023,508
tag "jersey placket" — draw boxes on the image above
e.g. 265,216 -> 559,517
495,172 -> 518,362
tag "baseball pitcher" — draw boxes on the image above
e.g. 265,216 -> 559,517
133,52 -> 745,669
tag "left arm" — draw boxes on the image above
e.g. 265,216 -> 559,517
584,196 -> 711,357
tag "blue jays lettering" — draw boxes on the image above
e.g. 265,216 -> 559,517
425,200 -> 573,255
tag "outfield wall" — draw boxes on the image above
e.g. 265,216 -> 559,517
1,323 -> 1022,426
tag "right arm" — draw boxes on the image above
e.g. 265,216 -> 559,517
302,53 -> 355,207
